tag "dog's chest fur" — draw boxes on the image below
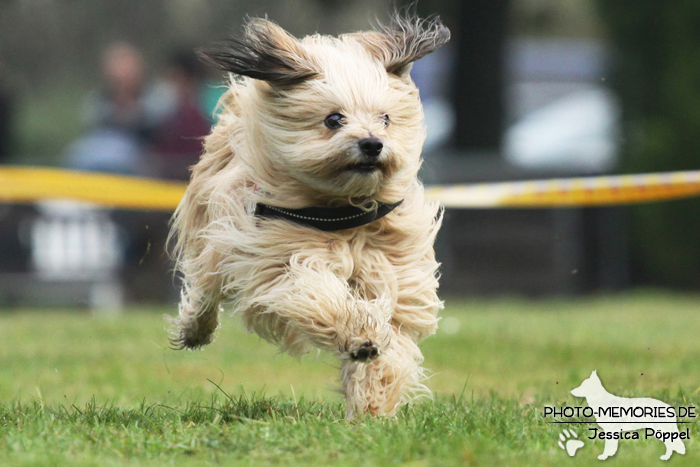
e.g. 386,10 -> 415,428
330,230 -> 396,294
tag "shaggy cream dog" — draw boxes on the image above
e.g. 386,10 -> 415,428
169,12 -> 449,418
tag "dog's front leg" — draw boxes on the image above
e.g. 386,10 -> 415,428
244,265 -> 391,359
340,328 -> 425,419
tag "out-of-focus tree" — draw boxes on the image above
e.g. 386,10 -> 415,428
0,0 -> 391,160
0,70 -> 12,162
412,0 -> 511,153
597,1 -> 700,287
0,0 -> 389,87
451,0 -> 511,152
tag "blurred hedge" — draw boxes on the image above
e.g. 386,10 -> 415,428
597,1 -> 700,288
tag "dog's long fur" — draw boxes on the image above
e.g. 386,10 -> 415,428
169,12 -> 449,418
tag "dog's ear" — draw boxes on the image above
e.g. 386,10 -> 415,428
355,11 -> 450,78
200,18 -> 317,86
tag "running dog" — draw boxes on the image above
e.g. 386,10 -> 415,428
169,12 -> 449,418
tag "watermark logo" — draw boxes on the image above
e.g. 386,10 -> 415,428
545,370 -> 694,461
558,428 -> 584,456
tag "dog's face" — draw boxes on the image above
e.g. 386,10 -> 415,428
203,16 -> 450,200
257,49 -> 423,199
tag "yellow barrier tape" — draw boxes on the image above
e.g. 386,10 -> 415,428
0,166 -> 185,211
1,166 -> 700,210
425,170 -> 700,208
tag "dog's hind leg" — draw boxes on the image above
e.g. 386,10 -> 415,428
340,329 -> 426,419
169,260 -> 224,350
170,289 -> 222,350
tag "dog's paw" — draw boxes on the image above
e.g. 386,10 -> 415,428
349,340 -> 380,362
167,316 -> 215,350
335,297 -> 391,361
169,331 -> 213,350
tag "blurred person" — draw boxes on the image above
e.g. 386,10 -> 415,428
64,42 -> 169,175
151,49 -> 212,181
63,43 -> 178,304
87,42 -> 152,136
120,49 -> 213,304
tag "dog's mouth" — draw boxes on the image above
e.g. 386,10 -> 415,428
346,162 -> 382,174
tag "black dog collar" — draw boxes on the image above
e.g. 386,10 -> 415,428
254,199 -> 403,231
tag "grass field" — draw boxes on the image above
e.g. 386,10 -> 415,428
2,291 -> 700,466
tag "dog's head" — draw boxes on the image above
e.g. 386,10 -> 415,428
571,370 -> 603,398
201,13 -> 449,201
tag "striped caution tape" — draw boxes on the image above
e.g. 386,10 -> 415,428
1,166 -> 700,210
425,170 -> 700,208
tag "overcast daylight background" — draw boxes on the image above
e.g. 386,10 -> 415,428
1,0 -> 699,308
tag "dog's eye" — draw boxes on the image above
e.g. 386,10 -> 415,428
381,114 -> 390,127
324,113 -> 345,130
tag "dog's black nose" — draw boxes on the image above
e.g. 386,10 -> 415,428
358,138 -> 383,157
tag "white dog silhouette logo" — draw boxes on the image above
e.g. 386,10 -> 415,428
571,370 -> 686,461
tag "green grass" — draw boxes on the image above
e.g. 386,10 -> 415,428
2,291 -> 700,466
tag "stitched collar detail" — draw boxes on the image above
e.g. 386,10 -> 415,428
254,199 -> 403,231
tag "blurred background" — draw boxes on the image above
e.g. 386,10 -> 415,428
0,0 -> 699,310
